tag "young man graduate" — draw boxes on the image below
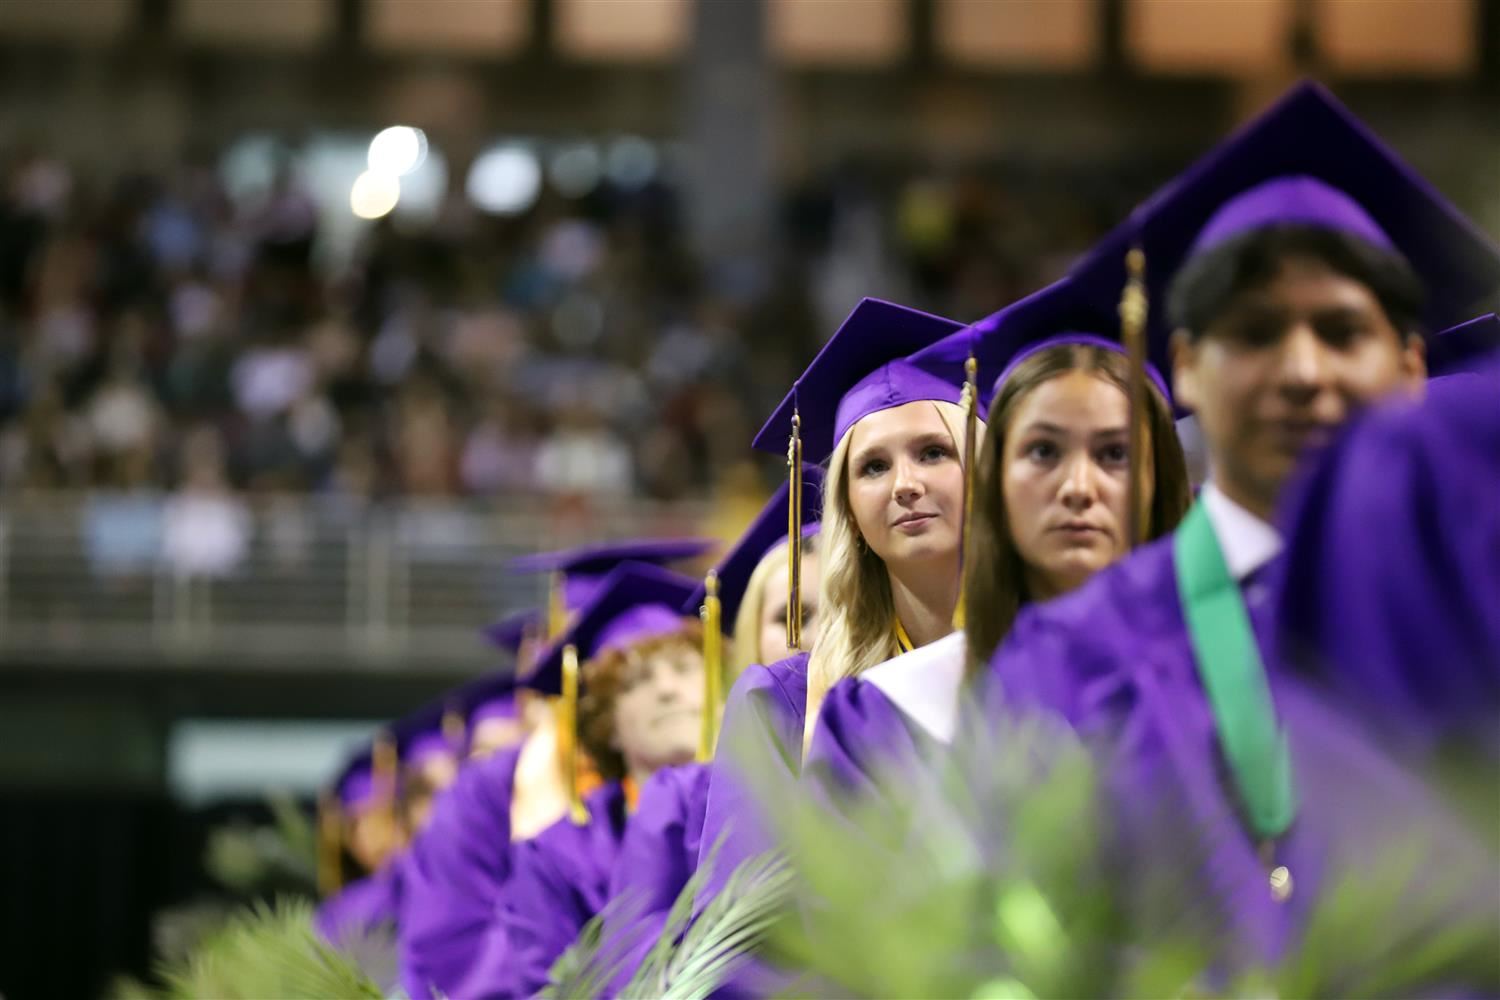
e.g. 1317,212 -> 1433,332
981,81 -> 1500,969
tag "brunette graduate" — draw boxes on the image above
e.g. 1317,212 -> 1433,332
981,81 -> 1500,968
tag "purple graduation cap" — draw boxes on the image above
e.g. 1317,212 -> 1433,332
335,756 -> 381,813
681,465 -> 826,632
508,538 -> 718,627
525,562 -> 702,695
751,298 -> 971,463
909,276 -> 1173,407
1428,314 -> 1500,378
391,699 -> 463,774
482,607 -> 540,659
1068,80 -> 1500,374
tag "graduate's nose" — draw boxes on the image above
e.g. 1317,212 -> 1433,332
892,455 -> 925,505
1274,323 -> 1333,403
1059,453 -> 1098,512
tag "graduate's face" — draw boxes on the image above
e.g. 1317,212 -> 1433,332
402,754 -> 459,833
845,402 -> 966,572
1174,255 -> 1425,518
611,640 -> 704,779
1003,371 -> 1142,599
468,715 -> 525,760
347,807 -> 403,872
756,549 -> 822,665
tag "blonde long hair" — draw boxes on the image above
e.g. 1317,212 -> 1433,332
728,534 -> 821,683
806,400 -> 981,725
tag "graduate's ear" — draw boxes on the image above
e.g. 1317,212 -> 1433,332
1170,328 -> 1200,413
1400,330 -> 1428,396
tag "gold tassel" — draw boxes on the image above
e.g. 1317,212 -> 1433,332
559,644 -> 591,824
1119,247 -> 1150,548
785,410 -> 804,651
442,706 -> 466,755
316,791 -> 343,896
697,570 -> 724,762
371,731 -> 400,851
953,353 -> 980,630
547,572 -> 568,640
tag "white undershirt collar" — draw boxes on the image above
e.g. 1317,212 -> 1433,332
1200,481 -> 1282,582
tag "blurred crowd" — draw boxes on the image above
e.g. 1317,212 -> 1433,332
0,143 -> 1146,527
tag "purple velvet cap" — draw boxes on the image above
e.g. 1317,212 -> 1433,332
909,277 -> 1173,408
509,538 -> 717,611
1189,175 -> 1395,257
337,761 -> 378,810
404,731 -> 456,769
482,607 -> 540,656
682,465 -> 825,632
1428,314 -> 1500,378
1068,80 -> 1500,347
469,693 -> 519,727
525,562 -> 700,696
752,298 -> 970,463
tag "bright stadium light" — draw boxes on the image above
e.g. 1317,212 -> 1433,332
467,144 -> 542,216
350,169 -> 401,219
368,126 -> 428,177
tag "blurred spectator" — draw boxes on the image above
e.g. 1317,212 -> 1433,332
534,405 -> 633,499
0,138 -> 1143,512
162,427 -> 251,578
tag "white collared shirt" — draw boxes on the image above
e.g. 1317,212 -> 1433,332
862,630 -> 968,745
1200,481 -> 1283,588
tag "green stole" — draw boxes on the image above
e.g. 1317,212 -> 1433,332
1173,501 -> 1298,847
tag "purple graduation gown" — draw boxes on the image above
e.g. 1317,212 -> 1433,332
802,675 -> 931,807
595,763 -> 713,992
1274,378 -> 1500,736
314,862 -> 402,945
396,746 -> 521,1000
491,782 -> 630,999
985,522 -> 1497,967
695,653 -> 809,908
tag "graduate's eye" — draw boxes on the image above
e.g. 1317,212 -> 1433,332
1097,442 -> 1129,468
1024,440 -> 1059,463
919,443 -> 953,463
1316,315 -> 1372,350
858,457 -> 889,478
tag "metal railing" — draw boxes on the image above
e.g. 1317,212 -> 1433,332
0,492 -> 713,672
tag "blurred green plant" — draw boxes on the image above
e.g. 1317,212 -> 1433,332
111,898 -> 391,1000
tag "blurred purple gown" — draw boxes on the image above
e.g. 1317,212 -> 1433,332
983,385 -> 1500,967
594,763 -> 712,991
1274,373 -> 1500,734
695,653 -> 810,906
490,782 -> 630,999
396,746 -> 520,1000
314,861 -> 402,944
